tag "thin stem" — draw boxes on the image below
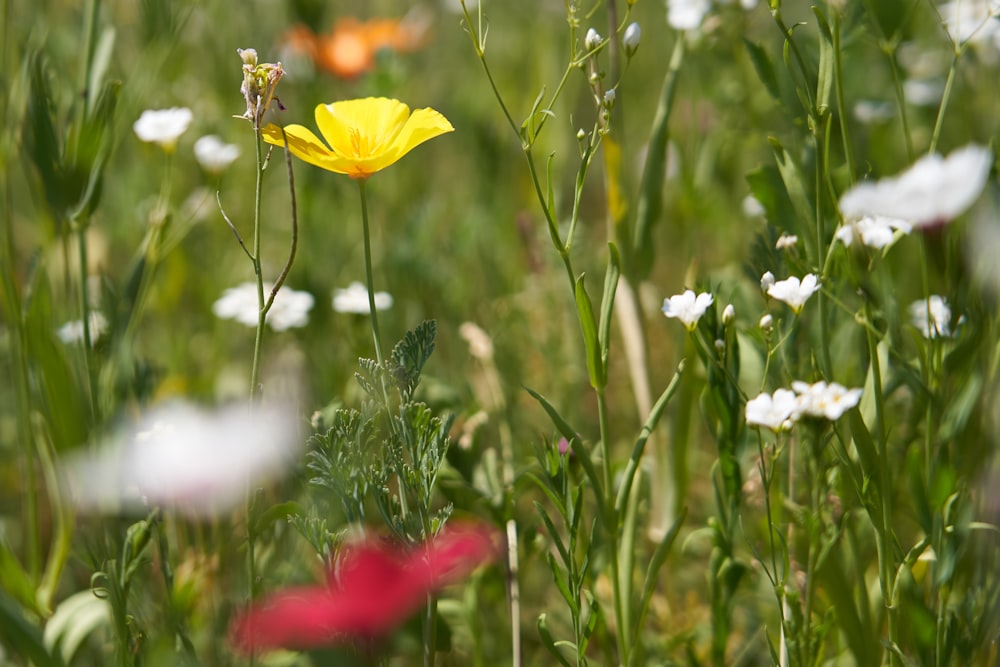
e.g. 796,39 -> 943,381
597,387 -> 628,665
357,179 -> 385,367
929,48 -> 962,155
76,222 -> 99,420
248,129 -> 266,402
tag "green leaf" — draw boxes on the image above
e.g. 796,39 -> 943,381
768,138 -> 814,235
633,507 -> 687,650
43,590 -> 110,665
22,50 -> 68,225
575,274 -> 604,389
598,244 -> 621,369
812,7 -> 834,115
743,38 -> 782,102
0,591 -> 63,667
0,540 -> 41,616
633,37 -> 685,280
390,319 -> 436,399
537,614 -> 574,667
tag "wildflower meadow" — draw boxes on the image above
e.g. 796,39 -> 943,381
3,0 -> 1000,665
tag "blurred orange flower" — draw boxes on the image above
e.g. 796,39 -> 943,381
282,15 -> 428,79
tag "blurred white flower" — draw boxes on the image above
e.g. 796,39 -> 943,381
939,0 -> 1000,45
722,303 -> 736,325
759,313 -> 773,332
760,271 -> 775,292
767,274 -> 820,314
459,321 -> 494,361
332,281 -> 393,314
57,312 -> 108,346
742,194 -> 766,218
853,100 -> 895,124
213,282 -> 314,331
792,381 -> 862,421
834,215 -> 912,249
662,290 -> 713,331
623,23 -> 641,56
62,401 -> 300,518
838,144 -> 993,227
909,295 -> 957,338
194,135 -> 241,173
775,234 -> 798,250
903,78 -> 945,107
133,107 -> 193,153
745,389 -> 798,431
667,0 -> 711,30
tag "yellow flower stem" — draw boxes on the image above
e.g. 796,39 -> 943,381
357,179 -> 386,367
249,128 -> 267,403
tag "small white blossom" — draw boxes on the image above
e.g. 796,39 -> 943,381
759,313 -> 773,332
760,271 -> 775,292
743,194 -> 765,217
662,290 -> 714,331
835,215 -> 912,249
133,107 -> 193,153
939,0 -> 1000,46
767,274 -> 821,314
603,88 -> 617,109
839,144 -> 993,227
57,312 -> 109,346
745,389 -> 799,431
775,234 -> 798,250
194,135 -> 241,173
667,0 -> 711,30
332,281 -> 393,314
792,381 -> 863,421
908,295 -> 957,338
459,321 -> 494,361
585,28 -> 602,51
722,304 -> 736,325
623,23 -> 641,56
853,100 -> 895,125
213,282 -> 314,331
62,401 -> 301,518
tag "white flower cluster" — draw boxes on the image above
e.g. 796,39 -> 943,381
213,282 -> 315,331
746,381 -> 863,431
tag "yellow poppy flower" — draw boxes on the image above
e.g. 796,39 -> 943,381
262,97 -> 453,179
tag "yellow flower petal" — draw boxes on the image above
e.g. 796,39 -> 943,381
263,97 -> 453,179
262,123 -> 354,175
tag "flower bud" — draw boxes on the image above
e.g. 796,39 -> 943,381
238,48 -> 258,66
576,128 -> 586,141
623,23 -> 641,57
714,339 -> 726,354
722,303 -> 736,325
760,271 -> 775,292
759,314 -> 773,332
603,88 -> 617,109
585,28 -> 602,51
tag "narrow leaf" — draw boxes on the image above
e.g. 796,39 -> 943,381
575,274 -> 604,389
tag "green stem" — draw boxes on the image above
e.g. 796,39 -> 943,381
249,128 -> 266,402
357,179 -> 385,367
76,222 -> 99,419
929,49 -> 961,155
864,301 -> 897,666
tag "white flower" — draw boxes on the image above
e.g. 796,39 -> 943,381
667,0 -> 711,30
213,282 -> 314,331
908,295 -> 956,338
760,271 -> 775,292
838,145 -> 993,227
745,389 -> 799,431
193,135 -> 241,173
62,401 -> 300,518
133,107 -> 193,153
759,313 -> 773,332
939,0 -> 1000,45
722,304 -> 736,325
585,28 -> 602,51
742,194 -> 765,217
792,381 -> 863,421
662,290 -> 714,331
853,100 -> 895,124
459,321 -> 494,361
834,215 -> 912,249
775,234 -> 798,250
623,23 -> 641,56
57,312 -> 109,346
767,274 -> 821,314
332,281 -> 393,314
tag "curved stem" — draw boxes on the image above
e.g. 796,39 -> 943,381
249,129 -> 266,402
358,179 -> 385,367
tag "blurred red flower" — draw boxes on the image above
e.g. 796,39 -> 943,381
282,14 -> 428,79
230,522 -> 500,652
